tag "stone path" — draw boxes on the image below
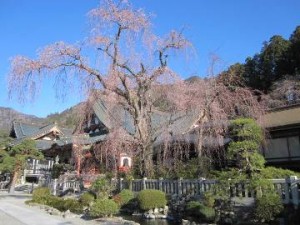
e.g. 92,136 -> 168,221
0,193 -> 93,225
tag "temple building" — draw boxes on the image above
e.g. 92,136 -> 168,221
263,104 -> 300,171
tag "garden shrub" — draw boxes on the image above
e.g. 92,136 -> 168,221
91,177 -> 114,198
89,199 -> 119,217
186,201 -> 202,215
46,197 -> 83,213
47,196 -> 67,211
199,206 -> 215,222
255,192 -> 283,222
79,192 -> 95,206
137,189 -> 167,210
260,167 -> 300,179
203,192 -> 215,208
113,189 -> 134,206
32,187 -> 51,204
185,201 -> 215,222
63,198 -> 83,214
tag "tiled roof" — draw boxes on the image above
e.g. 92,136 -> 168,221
93,100 -> 135,134
92,100 -> 201,142
12,121 -> 40,139
264,105 -> 300,128
72,134 -> 107,145
11,121 -> 74,149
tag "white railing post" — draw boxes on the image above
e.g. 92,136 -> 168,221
142,177 -> 147,190
63,177 -> 67,192
53,179 -> 57,195
283,178 -> 290,204
158,178 -> 163,191
119,178 -> 124,191
178,178 -> 183,195
290,176 -> 299,208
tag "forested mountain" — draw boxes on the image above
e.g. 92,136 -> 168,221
220,26 -> 300,92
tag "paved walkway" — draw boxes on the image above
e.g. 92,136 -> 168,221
0,194 -> 90,225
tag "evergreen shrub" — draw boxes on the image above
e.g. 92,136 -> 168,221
79,192 -> 95,206
185,201 -> 215,222
203,192 -> 215,208
136,189 -> 167,210
63,198 -> 83,214
32,187 -> 51,204
113,189 -> 134,206
255,192 -> 283,222
89,199 -> 119,217
47,196 -> 66,211
260,167 -> 300,179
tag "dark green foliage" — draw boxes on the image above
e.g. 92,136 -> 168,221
0,130 -> 12,149
51,164 -> 74,179
260,167 -> 300,179
229,118 -> 263,143
32,189 -> 84,214
47,196 -> 68,211
32,187 -> 51,204
255,192 -> 283,222
290,26 -> 300,74
202,192 -> 215,208
220,25 -> 300,92
0,139 -> 43,173
89,199 -> 119,217
186,201 -> 202,215
2,139 -> 44,193
113,189 -> 134,206
79,192 -> 95,206
91,177 -> 114,198
51,164 -> 64,179
39,196 -> 83,214
63,198 -> 83,214
136,189 -> 167,210
185,201 -> 215,222
227,118 -> 265,175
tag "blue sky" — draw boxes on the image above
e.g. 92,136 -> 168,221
0,0 -> 299,117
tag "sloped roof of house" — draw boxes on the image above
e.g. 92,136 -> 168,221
92,100 -> 202,142
11,121 -> 74,149
12,121 -> 40,139
264,104 -> 300,129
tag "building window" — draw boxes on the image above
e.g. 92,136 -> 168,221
265,136 -> 300,160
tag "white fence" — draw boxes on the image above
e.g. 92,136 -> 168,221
25,159 -> 54,175
118,176 -> 300,207
42,177 -> 82,195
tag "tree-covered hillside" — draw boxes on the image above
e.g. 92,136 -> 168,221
220,26 -> 300,92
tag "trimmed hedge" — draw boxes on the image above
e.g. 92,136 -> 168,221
32,187 -> 51,204
47,196 -> 66,211
113,189 -> 134,206
185,201 -> 215,222
90,199 -> 119,217
31,187 -> 84,214
63,198 -> 83,214
79,192 -> 95,206
37,196 -> 84,214
136,189 -> 167,210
